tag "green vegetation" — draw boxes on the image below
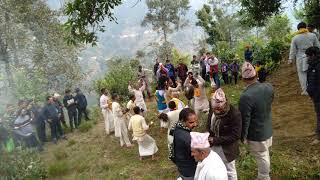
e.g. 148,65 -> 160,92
78,121 -> 93,133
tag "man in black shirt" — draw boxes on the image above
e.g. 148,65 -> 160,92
63,89 -> 78,131
75,88 -> 90,124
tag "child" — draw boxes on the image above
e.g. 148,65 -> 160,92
155,83 -> 168,131
306,46 -> 320,145
128,106 -> 158,160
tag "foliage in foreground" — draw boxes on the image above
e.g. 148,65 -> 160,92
0,147 -> 47,179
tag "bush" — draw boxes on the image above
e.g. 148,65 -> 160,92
48,160 -> 70,176
78,121 -> 93,133
0,147 -> 47,179
67,139 -> 77,147
53,149 -> 68,160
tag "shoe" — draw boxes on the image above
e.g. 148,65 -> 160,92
310,139 -> 319,145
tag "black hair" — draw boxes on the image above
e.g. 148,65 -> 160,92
191,79 -> 198,86
305,46 -> 320,57
159,113 -> 169,122
307,24 -> 315,29
100,88 -> 106,94
138,65 -> 142,68
166,60 -> 170,63
75,88 -> 80,93
46,96 -> 52,101
129,94 -> 135,100
168,101 -> 177,110
187,71 -> 193,76
111,93 -> 118,100
297,22 -> 307,30
242,76 -> 256,81
193,55 -> 196,58
133,106 -> 141,114
179,108 -> 195,122
206,52 -> 210,55
65,89 -> 71,94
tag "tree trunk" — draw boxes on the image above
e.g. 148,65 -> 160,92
163,28 -> 169,61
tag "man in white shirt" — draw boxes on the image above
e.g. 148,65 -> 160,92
191,132 -> 228,180
100,88 -> 114,135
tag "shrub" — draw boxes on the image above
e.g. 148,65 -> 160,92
48,160 -> 70,176
67,139 -> 77,147
0,147 -> 47,179
53,149 -> 68,160
78,121 -> 93,133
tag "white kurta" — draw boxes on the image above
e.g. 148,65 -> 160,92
167,109 -> 182,145
128,84 -> 147,112
112,102 -> 131,146
194,150 -> 228,180
128,115 -> 158,156
126,100 -> 136,119
100,94 -> 114,135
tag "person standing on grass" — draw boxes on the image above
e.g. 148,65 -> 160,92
128,81 -> 147,113
191,132 -> 228,180
305,47 -> 320,145
176,59 -> 188,86
239,62 -> 274,180
63,89 -> 78,131
112,93 -> 133,148
128,106 -> 158,160
208,53 -> 221,88
100,88 -> 114,135
126,94 -> 136,119
165,60 -> 177,87
230,60 -> 240,85
244,45 -> 253,62
154,57 -> 160,77
53,93 -> 68,128
221,60 -> 229,85
170,108 -> 198,180
170,91 -> 185,110
155,82 -> 168,131
207,88 -> 241,180
191,55 -> 201,76
289,22 -> 320,96
166,101 -> 182,146
138,65 -> 152,99
75,88 -> 90,124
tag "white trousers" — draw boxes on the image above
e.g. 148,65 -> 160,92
119,119 -> 131,147
102,109 -> 114,135
248,137 -> 272,180
296,58 -> 308,93
213,146 -> 238,180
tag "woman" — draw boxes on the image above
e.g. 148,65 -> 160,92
207,88 -> 241,180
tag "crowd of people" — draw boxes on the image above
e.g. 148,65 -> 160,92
0,88 -> 89,151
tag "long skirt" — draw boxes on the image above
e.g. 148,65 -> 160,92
136,134 -> 158,157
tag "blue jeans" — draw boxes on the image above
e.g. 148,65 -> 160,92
213,73 -> 221,88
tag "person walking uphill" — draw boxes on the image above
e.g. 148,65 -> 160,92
170,108 -> 198,180
63,89 -> 78,131
239,62 -> 274,180
207,88 -> 241,180
305,47 -> 320,145
75,88 -> 90,124
289,22 -> 320,95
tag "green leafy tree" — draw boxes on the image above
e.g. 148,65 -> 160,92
141,0 -> 190,60
294,0 -> 320,29
263,15 -> 291,41
64,0 -> 122,45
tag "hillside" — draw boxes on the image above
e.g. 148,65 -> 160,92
40,64 -> 320,179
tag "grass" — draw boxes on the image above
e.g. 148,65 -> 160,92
40,81 -> 320,180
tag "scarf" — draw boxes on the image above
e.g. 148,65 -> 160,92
296,28 -> 309,35
210,104 -> 230,137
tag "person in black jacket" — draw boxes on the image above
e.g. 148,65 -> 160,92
153,57 -> 160,77
63,89 -> 78,131
306,46 -> 320,145
43,96 -> 61,144
207,88 -> 241,179
75,88 -> 90,124
171,108 -> 198,179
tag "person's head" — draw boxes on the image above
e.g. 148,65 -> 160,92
245,45 -> 251,50
307,24 -> 315,32
101,88 -> 107,95
156,57 -> 160,63
133,106 -> 141,115
241,61 -> 257,85
53,93 -> 61,101
179,108 -> 198,130
112,93 -> 119,101
297,22 -> 307,30
168,101 -> 177,111
166,60 -> 170,64
75,88 -> 81,93
187,71 -> 193,79
211,88 -> 228,114
138,65 -> 142,71
191,79 -> 198,88
46,96 -> 54,104
65,89 -> 71,95
193,55 -> 197,60
206,52 -> 210,57
129,94 -> 136,102
190,132 -> 211,162
256,61 -> 261,66
305,46 -> 320,62
18,100 -> 27,109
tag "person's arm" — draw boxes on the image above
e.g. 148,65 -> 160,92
139,81 -> 146,92
128,118 -> 132,131
288,38 -> 297,63
114,103 -> 123,116
211,108 -> 242,145
239,94 -> 253,142
183,78 -> 190,87
313,34 -> 320,48
128,84 -> 134,93
63,98 -> 68,107
100,97 -> 108,109
141,117 -> 149,130
213,57 -> 219,65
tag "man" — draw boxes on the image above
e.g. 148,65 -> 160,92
176,60 -> 188,85
208,88 -> 241,180
156,63 -> 169,80
191,55 -> 201,76
53,93 -> 68,128
165,60 -> 177,87
307,24 -> 319,40
166,101 -> 182,146
244,45 -> 253,62
100,88 -> 114,135
221,60 -> 229,85
75,88 -> 90,124
191,132 -> 228,180
128,81 -> 147,112
200,54 -> 207,80
230,60 -> 240,85
289,22 -> 320,95
126,94 -> 136,118
208,53 -> 221,88
154,57 -> 160,77
305,47 -> 320,145
128,106 -> 158,160
63,89 -> 78,131
239,62 -> 274,180
170,108 -> 198,179
138,65 -> 152,98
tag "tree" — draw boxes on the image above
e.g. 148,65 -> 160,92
239,0 -> 282,27
263,15 -> 291,41
294,0 -> 320,29
141,0 -> 190,60
64,0 -> 122,45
